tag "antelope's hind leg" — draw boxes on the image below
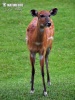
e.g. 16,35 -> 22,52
40,54 -> 48,96
45,48 -> 51,85
30,52 -> 36,94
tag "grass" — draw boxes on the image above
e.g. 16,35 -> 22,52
0,0 -> 75,100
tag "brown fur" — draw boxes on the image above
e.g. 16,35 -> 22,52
26,17 -> 54,54
26,9 -> 58,96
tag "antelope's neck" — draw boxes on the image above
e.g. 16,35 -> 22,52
35,23 -> 45,43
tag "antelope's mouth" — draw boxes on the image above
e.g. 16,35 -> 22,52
40,24 -> 44,28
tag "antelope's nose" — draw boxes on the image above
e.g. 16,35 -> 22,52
47,22 -> 51,27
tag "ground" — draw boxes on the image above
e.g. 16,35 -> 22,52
0,0 -> 75,100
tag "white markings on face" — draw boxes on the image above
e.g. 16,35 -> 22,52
40,24 -> 44,29
40,28 -> 44,32
40,24 -> 44,27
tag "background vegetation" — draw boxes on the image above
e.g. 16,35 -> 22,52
0,0 -> 75,100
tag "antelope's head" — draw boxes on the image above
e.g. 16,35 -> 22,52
30,8 -> 58,28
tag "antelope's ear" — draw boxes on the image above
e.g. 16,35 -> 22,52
50,8 -> 58,16
30,9 -> 38,17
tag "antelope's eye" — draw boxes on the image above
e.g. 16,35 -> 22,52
40,14 -> 45,18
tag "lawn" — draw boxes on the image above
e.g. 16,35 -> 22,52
0,0 -> 75,100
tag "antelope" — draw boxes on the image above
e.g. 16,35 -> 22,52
26,8 -> 58,96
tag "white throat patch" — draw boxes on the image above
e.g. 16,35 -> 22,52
39,27 -> 44,32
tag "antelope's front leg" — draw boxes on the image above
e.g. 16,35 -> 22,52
30,52 -> 36,94
40,54 -> 47,96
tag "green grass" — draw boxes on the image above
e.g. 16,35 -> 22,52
0,0 -> 75,100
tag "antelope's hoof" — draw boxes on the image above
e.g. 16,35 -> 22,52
30,90 -> 35,94
43,91 -> 48,96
